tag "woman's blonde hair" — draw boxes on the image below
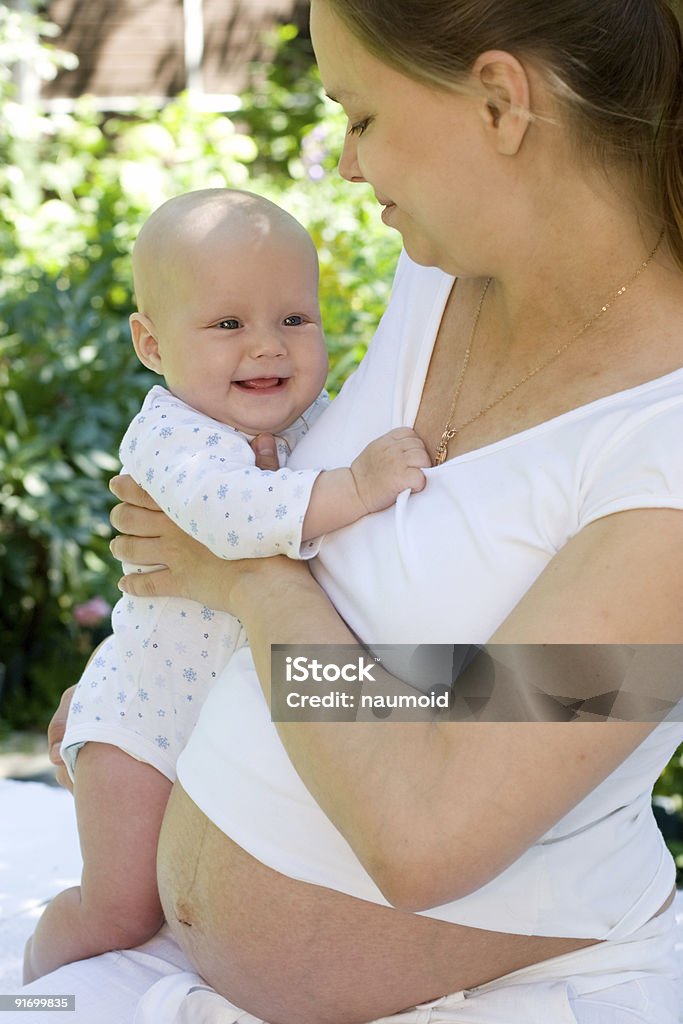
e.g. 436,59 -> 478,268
325,0 -> 683,268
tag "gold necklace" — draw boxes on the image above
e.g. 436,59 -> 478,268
433,233 -> 664,466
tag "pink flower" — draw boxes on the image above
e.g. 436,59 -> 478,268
73,596 -> 111,627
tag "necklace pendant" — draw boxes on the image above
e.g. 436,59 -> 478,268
434,434 -> 453,466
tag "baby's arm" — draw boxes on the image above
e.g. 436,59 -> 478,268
302,427 -> 431,541
121,387 -> 322,560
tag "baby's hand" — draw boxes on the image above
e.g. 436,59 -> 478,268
350,428 -> 431,514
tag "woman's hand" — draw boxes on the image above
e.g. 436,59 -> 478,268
109,475 -> 244,612
47,685 -> 77,792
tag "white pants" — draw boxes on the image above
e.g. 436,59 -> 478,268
6,909 -> 679,1023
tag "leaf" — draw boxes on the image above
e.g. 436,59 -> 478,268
4,389 -> 28,435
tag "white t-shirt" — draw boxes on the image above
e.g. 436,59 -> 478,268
178,252 -> 683,940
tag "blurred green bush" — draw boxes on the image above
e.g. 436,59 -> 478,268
0,14 -> 400,727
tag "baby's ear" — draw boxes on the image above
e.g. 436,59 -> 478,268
130,313 -> 163,374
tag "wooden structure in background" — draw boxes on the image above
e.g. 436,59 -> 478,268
43,0 -> 310,103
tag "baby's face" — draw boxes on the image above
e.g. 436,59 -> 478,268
151,227 -> 328,435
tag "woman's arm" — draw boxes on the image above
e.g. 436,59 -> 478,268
109,477 -> 682,911
193,519 -> 672,912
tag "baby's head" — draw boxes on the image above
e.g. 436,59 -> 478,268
130,188 -> 328,435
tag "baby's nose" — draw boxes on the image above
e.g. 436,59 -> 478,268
250,330 -> 287,357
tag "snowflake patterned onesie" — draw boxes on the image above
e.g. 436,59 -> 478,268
61,384 -> 328,781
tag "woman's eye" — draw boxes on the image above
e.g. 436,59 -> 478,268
348,118 -> 371,137
283,315 -> 305,326
217,319 -> 241,330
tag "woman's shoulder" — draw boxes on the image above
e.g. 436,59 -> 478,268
590,365 -> 683,441
576,367 -> 683,529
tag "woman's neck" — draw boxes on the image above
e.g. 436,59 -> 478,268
456,132 -> 679,357
487,205 -> 670,358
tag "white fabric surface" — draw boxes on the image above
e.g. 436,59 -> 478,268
1,778 -> 682,1023
129,909 -> 681,1024
0,781 -> 81,994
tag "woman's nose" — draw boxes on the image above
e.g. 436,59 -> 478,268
338,133 -> 366,184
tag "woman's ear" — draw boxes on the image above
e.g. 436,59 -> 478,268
472,50 -> 532,156
130,312 -> 164,374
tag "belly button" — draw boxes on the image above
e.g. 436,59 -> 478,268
173,897 -> 195,927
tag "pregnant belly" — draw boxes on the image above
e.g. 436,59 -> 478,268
157,784 -> 597,1024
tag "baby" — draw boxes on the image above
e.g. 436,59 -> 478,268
24,188 -> 430,981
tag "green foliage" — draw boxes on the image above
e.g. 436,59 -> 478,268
655,749 -> 683,803
654,749 -> 683,881
238,24 -> 327,178
0,19 -> 400,728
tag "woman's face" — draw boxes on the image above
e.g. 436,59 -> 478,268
310,0 -> 493,275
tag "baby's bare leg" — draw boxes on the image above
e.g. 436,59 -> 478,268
24,742 -> 172,983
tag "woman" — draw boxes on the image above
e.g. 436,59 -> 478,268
30,0 -> 683,1021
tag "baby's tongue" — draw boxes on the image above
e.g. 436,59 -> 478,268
239,378 -> 280,389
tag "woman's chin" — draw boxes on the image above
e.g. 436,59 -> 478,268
401,238 -> 446,271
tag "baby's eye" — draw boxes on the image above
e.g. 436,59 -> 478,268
282,315 -> 305,326
216,318 -> 241,330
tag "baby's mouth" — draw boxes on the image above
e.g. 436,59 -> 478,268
234,377 -> 285,390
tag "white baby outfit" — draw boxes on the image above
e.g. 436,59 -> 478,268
61,385 -> 327,781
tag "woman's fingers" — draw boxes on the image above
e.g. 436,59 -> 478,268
107,471 -> 237,605
252,433 -> 280,471
47,684 -> 77,771
110,501 -> 168,538
110,534 -> 170,566
109,475 -> 164,546
118,567 -> 184,599
112,509 -> 228,605
53,764 -> 74,793
109,474 -> 161,510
